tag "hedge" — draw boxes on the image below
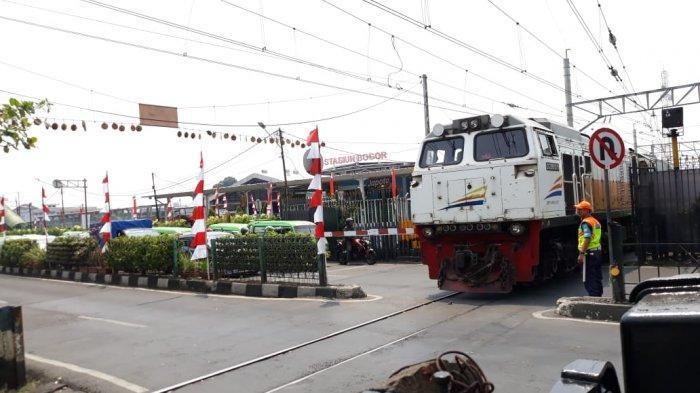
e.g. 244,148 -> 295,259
213,234 -> 317,278
46,237 -> 99,269
0,239 -> 41,268
105,235 -> 176,274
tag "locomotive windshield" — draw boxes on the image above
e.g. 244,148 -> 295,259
474,128 -> 529,161
419,137 -> 464,168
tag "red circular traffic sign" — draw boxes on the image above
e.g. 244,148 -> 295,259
589,127 -> 625,169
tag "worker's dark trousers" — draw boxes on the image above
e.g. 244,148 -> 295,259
584,250 -> 603,297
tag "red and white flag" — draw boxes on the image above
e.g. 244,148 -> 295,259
213,186 -> 220,216
249,193 -> 258,216
266,183 -> 273,216
166,198 -> 173,221
222,194 -> 228,211
99,173 -> 112,252
0,196 -> 6,236
131,196 -> 138,219
329,172 -> 335,198
41,188 -> 51,223
190,152 -> 207,261
306,127 -> 326,254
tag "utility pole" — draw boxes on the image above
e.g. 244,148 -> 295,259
59,187 -> 65,227
422,74 -> 430,135
151,172 -> 160,220
82,179 -> 88,228
563,50 -> 574,127
28,203 -> 33,230
277,128 -> 290,210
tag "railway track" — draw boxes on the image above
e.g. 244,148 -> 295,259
152,291 -> 492,393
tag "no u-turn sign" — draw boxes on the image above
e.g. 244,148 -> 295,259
589,128 -> 625,169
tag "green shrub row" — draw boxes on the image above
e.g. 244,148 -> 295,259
0,239 -> 44,268
46,237 -> 99,268
213,234 -> 317,276
105,235 -> 176,274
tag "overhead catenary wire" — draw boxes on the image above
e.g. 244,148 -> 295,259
74,0 -> 479,113
484,0 -> 615,95
219,0 -> 534,114
320,0 -> 568,115
361,0 -> 572,95
0,17 -> 484,126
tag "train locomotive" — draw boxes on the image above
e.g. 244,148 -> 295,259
410,114 -> 632,293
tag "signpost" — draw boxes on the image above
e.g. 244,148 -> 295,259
589,127 -> 626,302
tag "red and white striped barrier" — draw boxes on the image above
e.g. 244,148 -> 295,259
324,228 -> 415,237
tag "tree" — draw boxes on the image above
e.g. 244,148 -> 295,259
1,98 -> 49,153
214,176 -> 237,188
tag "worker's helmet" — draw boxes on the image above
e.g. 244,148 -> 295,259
573,200 -> 593,211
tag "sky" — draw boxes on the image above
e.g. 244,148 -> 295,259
1,0 -> 698,210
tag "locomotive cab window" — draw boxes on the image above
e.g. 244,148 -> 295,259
474,128 -> 529,161
419,137 -> 465,168
537,132 -> 557,157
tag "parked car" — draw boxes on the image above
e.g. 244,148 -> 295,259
152,226 -> 190,235
248,220 -> 316,235
178,231 -> 233,250
61,231 -> 91,238
208,223 -> 249,234
121,228 -> 161,237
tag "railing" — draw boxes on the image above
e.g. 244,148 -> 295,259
623,242 -> 700,295
211,236 -> 319,285
282,197 -> 420,261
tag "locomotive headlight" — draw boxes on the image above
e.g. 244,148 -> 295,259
423,227 -> 435,238
508,223 -> 527,236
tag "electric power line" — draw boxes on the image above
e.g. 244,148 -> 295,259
321,0 -> 570,115
484,0 -> 615,95
361,0 -> 571,94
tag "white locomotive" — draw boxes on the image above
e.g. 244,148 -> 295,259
410,114 -> 632,293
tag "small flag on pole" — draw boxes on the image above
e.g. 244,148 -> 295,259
166,198 -> 173,221
329,172 -> 335,197
266,183 -> 273,216
132,196 -> 138,219
99,173 -> 112,252
0,196 -> 6,236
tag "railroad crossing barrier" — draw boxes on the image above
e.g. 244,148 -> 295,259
0,306 -> 25,391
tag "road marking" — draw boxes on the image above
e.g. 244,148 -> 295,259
327,266 -> 371,273
13,275 -> 383,303
26,354 -> 148,393
78,315 -> 147,328
532,309 -> 619,326
265,329 -> 426,392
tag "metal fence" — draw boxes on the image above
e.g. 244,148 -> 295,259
211,236 -> 319,285
282,197 -> 420,261
625,165 -> 700,292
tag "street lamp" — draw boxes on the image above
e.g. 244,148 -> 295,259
53,179 -> 89,228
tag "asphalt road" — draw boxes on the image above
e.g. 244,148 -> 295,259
0,262 -> 621,393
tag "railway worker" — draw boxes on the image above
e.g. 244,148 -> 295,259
575,200 -> 603,297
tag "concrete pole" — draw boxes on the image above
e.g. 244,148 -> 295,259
277,128 -> 290,212
82,179 -> 88,228
151,172 -> 160,220
564,50 -> 574,127
422,74 -> 430,135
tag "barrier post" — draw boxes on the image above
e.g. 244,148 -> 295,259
0,306 -> 26,390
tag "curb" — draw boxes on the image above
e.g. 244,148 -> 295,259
0,266 -> 366,299
555,296 -> 632,322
